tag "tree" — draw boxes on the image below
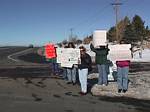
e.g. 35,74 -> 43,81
132,15 -> 145,44
124,24 -> 137,44
117,16 -> 130,42
107,26 -> 116,42
107,15 -> 150,45
107,16 -> 130,42
83,35 -> 93,44
28,44 -> 34,48
144,26 -> 150,41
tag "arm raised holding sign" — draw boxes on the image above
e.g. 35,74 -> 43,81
116,40 -> 131,93
90,43 -> 109,86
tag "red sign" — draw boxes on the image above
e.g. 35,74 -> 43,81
45,43 -> 56,59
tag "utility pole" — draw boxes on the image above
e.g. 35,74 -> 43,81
112,0 -> 122,43
69,28 -> 74,42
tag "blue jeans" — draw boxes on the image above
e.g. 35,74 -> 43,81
97,64 -> 108,85
51,63 -> 59,74
78,69 -> 88,93
62,67 -> 67,80
117,67 -> 129,90
67,67 -> 76,83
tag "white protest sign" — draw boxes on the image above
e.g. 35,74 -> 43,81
56,48 -> 63,63
56,48 -> 80,68
93,30 -> 107,47
108,44 -> 132,61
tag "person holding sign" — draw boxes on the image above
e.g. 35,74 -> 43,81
116,40 -> 131,93
66,42 -> 77,85
78,46 -> 92,95
45,43 -> 59,75
90,43 -> 109,86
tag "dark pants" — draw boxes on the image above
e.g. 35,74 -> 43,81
51,63 -> 59,75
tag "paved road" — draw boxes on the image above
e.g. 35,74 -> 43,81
0,76 -> 150,112
0,47 -> 29,65
0,47 -> 150,112
0,47 -> 43,67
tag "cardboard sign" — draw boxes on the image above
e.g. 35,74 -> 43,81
45,43 -> 56,59
93,30 -> 107,47
108,44 -> 132,61
56,48 -> 80,68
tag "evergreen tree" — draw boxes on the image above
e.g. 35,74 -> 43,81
124,24 -> 137,43
107,15 -> 150,45
118,16 -> 130,42
132,15 -> 145,44
144,26 -> 150,40
107,26 -> 116,42
107,16 -> 130,42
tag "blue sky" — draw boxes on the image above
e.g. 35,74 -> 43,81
0,0 -> 150,46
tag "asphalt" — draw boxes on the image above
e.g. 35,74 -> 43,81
0,47 -> 150,112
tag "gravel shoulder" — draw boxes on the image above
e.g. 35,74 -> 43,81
90,71 -> 150,100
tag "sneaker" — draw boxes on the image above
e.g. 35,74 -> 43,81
72,82 -> 76,86
66,82 -> 72,84
118,89 -> 122,93
102,84 -> 108,86
123,89 -> 127,93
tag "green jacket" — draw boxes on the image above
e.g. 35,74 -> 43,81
46,58 -> 56,63
90,44 -> 109,64
43,48 -> 56,63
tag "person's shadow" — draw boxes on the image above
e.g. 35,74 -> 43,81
87,64 -> 98,93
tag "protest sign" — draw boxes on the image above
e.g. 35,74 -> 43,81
93,30 -> 107,47
56,48 -> 80,68
108,44 -> 132,61
45,43 -> 56,59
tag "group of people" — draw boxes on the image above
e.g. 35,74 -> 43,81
46,40 -> 130,95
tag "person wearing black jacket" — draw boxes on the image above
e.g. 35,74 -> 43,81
78,46 -> 92,95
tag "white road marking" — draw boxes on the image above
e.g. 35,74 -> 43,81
7,48 -> 33,62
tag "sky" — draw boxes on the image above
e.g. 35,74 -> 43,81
0,0 -> 150,46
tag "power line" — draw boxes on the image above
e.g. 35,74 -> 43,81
69,1 -> 126,40
71,4 -> 110,39
72,4 -> 110,30
80,7 -> 112,38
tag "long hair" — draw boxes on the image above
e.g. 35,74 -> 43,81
68,42 -> 75,48
79,46 -> 86,52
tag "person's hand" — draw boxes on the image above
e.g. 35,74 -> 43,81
78,58 -> 81,64
74,64 -> 78,68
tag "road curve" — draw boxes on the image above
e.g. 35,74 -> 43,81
7,48 -> 33,62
